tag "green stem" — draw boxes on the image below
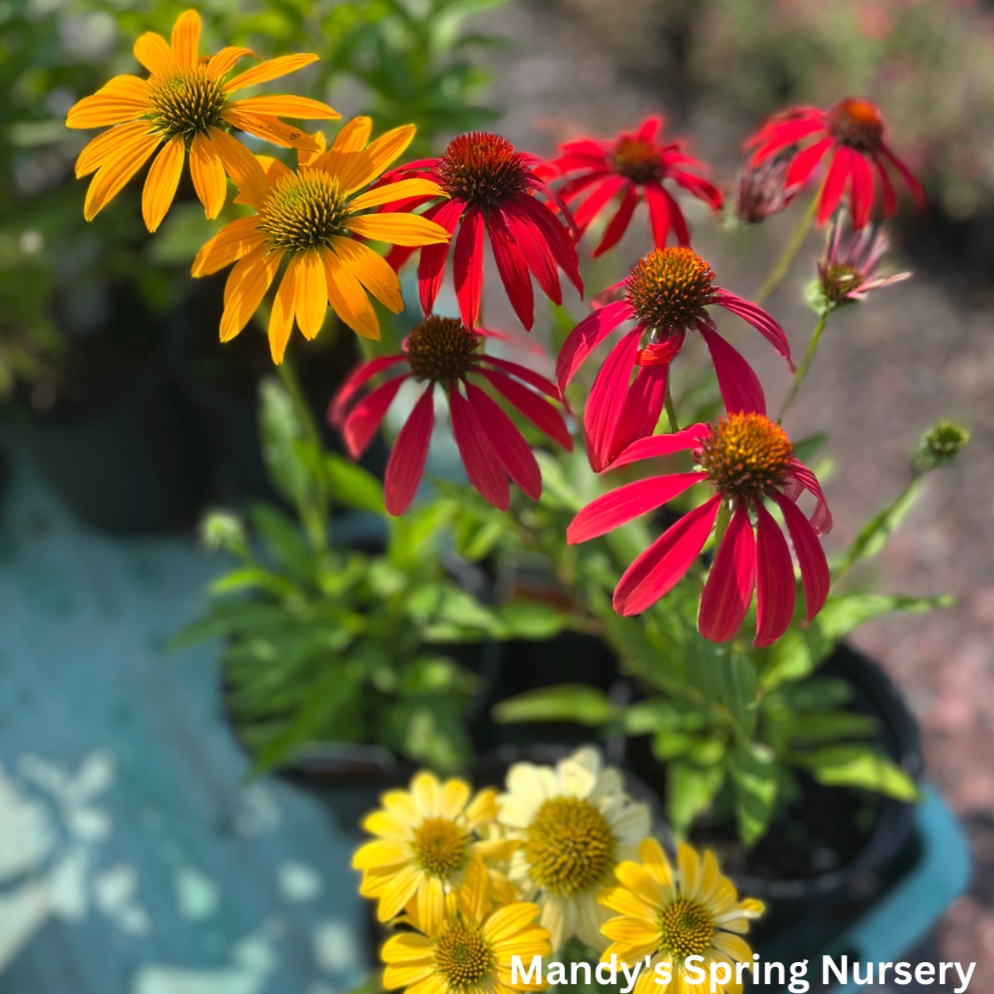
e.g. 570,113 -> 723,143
753,192 -> 819,306
712,498 -> 732,549
276,357 -> 322,453
664,381 -> 680,433
778,310 -> 828,422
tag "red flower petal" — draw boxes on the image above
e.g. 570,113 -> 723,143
584,329 -> 642,473
611,362 -> 670,462
384,386 -> 434,516
510,192 -> 583,297
607,423 -> 710,471
669,170 -> 723,212
879,142 -> 926,209
753,499 -> 796,648
747,116 -> 827,165
480,355 -> 562,401
872,154 -> 897,216
453,205 -> 484,329
817,146 -> 853,224
785,136 -> 833,189
642,182 -> 673,249
501,205 -> 562,305
477,368 -> 572,451
328,354 -> 407,428
465,383 -> 541,500
661,186 -> 690,245
342,374 -> 408,458
769,489 -> 830,623
572,174 -> 627,231
613,493 -> 722,616
448,387 -> 510,510
849,151 -> 874,230
699,499 -> 757,643
699,325 -> 767,416
712,290 -> 793,367
636,116 -> 663,143
555,300 -> 635,393
417,198 -> 464,316
487,207 -> 535,330
568,471 -> 706,544
785,458 -> 833,535
593,184 -> 639,258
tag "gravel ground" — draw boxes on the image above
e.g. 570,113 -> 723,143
474,0 -> 994,984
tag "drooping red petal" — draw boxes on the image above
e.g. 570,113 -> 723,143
584,329 -> 641,473
593,183 -> 639,258
611,362 -> 669,462
453,205 -> 484,329
328,354 -> 407,428
784,458 -> 833,534
769,489 -> 830,623
712,290 -> 793,367
747,116 -> 827,165
879,142 -> 926,209
341,374 -> 408,458
510,192 -> 583,297
448,386 -> 510,510
872,154 -> 897,216
464,382 -> 541,499
477,368 -> 573,450
642,182 -> 673,249
417,198 -> 464,316
526,176 -> 579,236
699,324 -> 767,416
613,494 -> 723,616
384,386 -> 434,516
661,187 -> 690,245
501,205 -> 562,305
817,146 -> 853,224
784,136 -> 833,189
571,174 -> 628,231
699,499 -> 757,643
480,355 -> 562,401
607,423 -> 710,471
669,170 -> 723,211
555,300 -> 635,393
568,471 -> 706,543
487,207 -> 535,330
849,151 -> 874,230
753,499 -> 796,648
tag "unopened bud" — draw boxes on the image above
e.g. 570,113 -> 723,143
200,509 -> 246,552
915,421 -> 970,472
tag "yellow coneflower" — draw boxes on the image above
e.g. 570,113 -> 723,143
191,116 -> 449,361
353,771 -> 516,936
599,838 -> 765,994
496,746 -> 651,952
382,861 -> 550,994
66,9 -> 339,230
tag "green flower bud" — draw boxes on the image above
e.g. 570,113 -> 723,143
914,421 -> 970,472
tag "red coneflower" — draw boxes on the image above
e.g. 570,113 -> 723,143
557,247 -> 792,473
379,132 -> 583,331
744,98 -> 924,230
550,116 -> 723,256
567,411 -> 831,644
817,221 -> 910,308
329,316 -> 572,515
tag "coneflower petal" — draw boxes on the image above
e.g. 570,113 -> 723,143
465,383 -> 541,500
699,499 -> 757,643
384,388 -> 434,516
753,500 -> 796,648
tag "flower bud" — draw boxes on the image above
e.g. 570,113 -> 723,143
914,421 -> 970,472
200,509 -> 247,553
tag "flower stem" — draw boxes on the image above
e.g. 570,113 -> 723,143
712,498 -> 732,549
276,356 -> 322,453
753,191 -> 820,306
778,310 -> 828,421
664,380 -> 680,432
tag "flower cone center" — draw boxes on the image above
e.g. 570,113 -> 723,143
406,317 -> 479,382
659,897 -> 715,960
626,247 -> 716,332
411,817 -> 468,878
828,99 -> 884,151
149,66 -> 227,140
821,261 -> 865,303
613,136 -> 662,184
434,922 -> 494,989
523,796 -> 616,896
259,170 -> 351,251
436,132 -> 530,208
697,412 -> 794,498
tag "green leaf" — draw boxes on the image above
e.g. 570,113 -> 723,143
786,709 -> 879,743
492,602 -> 573,640
667,762 -> 725,837
493,685 -> 621,726
258,378 -> 312,509
792,432 -> 829,464
692,647 -> 758,736
791,745 -> 921,802
842,477 -> 924,568
249,503 -> 313,581
731,743 -> 779,846
623,699 -> 708,736
325,453 -> 385,512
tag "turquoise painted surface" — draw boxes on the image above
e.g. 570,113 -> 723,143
0,454 -> 369,994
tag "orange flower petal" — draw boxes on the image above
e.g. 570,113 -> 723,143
294,249 -> 328,340
100,75 -> 152,101
189,132 -> 227,219
297,130 -> 326,168
192,216 -> 268,276
84,131 -> 161,220
142,135 -> 185,232
207,46 -> 255,80
227,95 -> 339,120
207,126 -> 270,211
348,178 -> 445,212
222,109 -> 319,151
66,93 -> 148,129
342,213 -> 451,247
328,236 -> 403,313
220,244 -> 283,342
133,31 -> 176,76
75,121 -> 155,177
224,53 -> 319,94
337,124 -> 415,193
332,117 -> 372,153
268,256 -> 300,363
319,246 -> 380,340
170,9 -> 201,67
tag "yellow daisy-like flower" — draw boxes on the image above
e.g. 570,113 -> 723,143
191,116 -> 450,362
497,747 -> 651,952
599,838 -> 765,994
66,9 -> 339,231
382,861 -> 551,994
353,771 -> 516,936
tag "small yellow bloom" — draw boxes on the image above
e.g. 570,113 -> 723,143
382,860 -> 551,994
191,116 -> 450,362
497,746 -> 651,952
599,838 -> 765,994
66,9 -> 339,230
353,771 -> 516,937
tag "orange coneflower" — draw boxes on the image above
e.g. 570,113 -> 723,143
66,9 -> 339,231
191,117 -> 451,362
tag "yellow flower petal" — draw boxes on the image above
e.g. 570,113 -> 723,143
321,246 -> 380,340
379,789 -> 424,823
465,788 -> 499,831
640,837 -> 675,891
327,236 -> 402,314
677,843 -> 702,902
381,932 -> 433,965
207,46 -> 254,80
598,884 -> 658,920
142,135 -> 185,232
457,857 -> 490,926
228,95 -> 340,120
268,256 -> 300,364
208,126 -> 271,211
219,245 -> 282,343
613,861 -> 664,909
600,915 -> 659,945
352,838 -> 410,871
362,808 -> 415,840
170,9 -> 201,67
192,216 -> 267,277
65,92 -> 148,129
416,876 -> 445,938
294,248 -> 328,340
378,863 -> 425,922
439,778 -> 471,820
133,31 -> 175,76
711,932 -> 753,963
337,123 -> 416,191
383,964 -> 434,989
349,178 -> 445,212
222,109 -> 319,151
189,132 -> 227,219
483,902 -> 540,944
411,772 -> 442,817
225,53 -> 319,93
331,116 -> 372,153
75,121 -> 154,177
83,131 -> 161,221
342,213 -> 451,247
